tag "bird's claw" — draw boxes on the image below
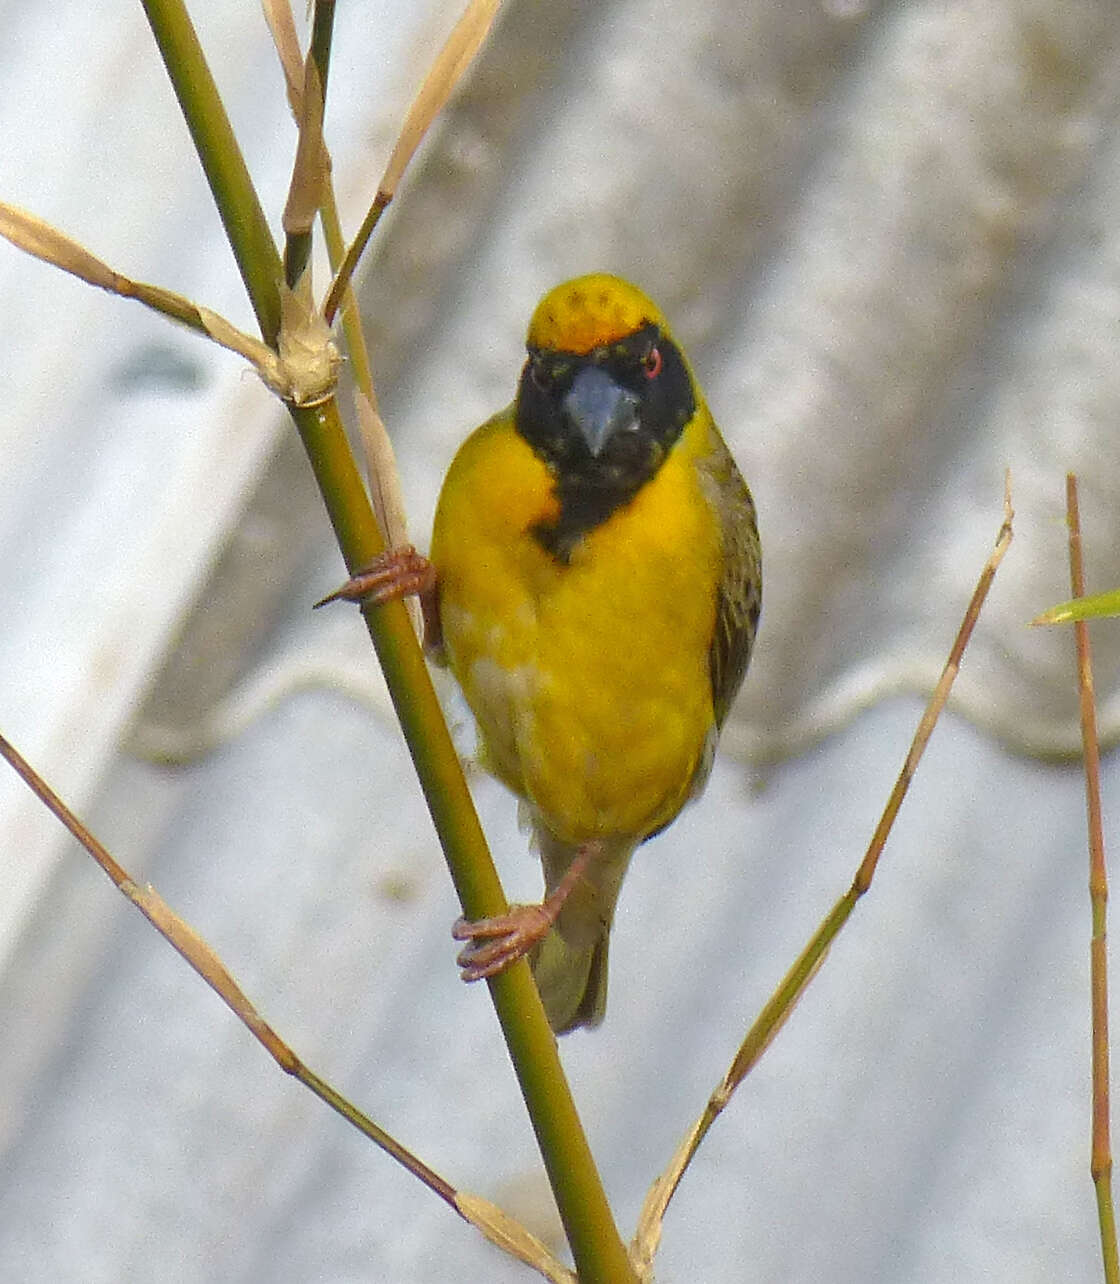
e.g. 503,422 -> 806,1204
452,905 -> 552,982
313,545 -> 434,609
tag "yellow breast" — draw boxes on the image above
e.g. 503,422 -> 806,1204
430,406 -> 722,844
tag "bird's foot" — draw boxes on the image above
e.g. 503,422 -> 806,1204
452,904 -> 556,981
313,546 -> 442,651
452,843 -> 595,982
313,545 -> 434,609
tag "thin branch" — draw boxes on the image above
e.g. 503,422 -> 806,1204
0,203 -> 336,408
323,0 -> 501,323
277,1 -> 338,287
262,0 -> 409,551
0,729 -> 589,1280
0,201 -> 203,330
281,53 -> 328,287
1065,474 -> 1119,1284
633,475 -> 1015,1270
0,731 -> 454,1205
261,0 -> 305,101
142,5 -> 633,1278
140,0 -> 282,343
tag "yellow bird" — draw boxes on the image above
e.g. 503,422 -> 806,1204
320,274 -> 761,1033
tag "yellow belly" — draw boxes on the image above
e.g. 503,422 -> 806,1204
431,407 -> 722,844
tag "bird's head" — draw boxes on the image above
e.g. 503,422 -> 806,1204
515,275 -> 698,558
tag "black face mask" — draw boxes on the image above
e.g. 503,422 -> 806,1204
515,324 -> 696,562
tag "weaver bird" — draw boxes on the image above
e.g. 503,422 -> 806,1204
319,274 -> 761,1033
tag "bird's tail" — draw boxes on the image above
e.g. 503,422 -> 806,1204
530,828 -> 635,1034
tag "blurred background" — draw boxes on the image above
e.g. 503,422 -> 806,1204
2,2 -> 1119,1280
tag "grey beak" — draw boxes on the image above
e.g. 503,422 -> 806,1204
561,366 -> 641,457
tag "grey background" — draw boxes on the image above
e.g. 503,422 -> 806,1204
2,2 -> 1120,1281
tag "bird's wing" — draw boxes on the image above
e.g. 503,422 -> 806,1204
700,423 -> 762,729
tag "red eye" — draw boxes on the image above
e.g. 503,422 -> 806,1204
643,346 -> 662,379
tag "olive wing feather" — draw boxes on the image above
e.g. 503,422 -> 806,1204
700,427 -> 761,729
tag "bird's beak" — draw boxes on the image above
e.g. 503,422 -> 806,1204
561,366 -> 640,457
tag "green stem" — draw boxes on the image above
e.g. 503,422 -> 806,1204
323,191 -> 389,325
292,403 -> 636,1283
310,0 -> 337,91
140,0 -> 282,344
140,3 -> 633,1277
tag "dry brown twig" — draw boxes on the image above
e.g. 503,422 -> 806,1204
321,0 -> 501,325
0,728 -> 577,1282
1064,474 -> 1119,1284
632,474 -> 1015,1272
